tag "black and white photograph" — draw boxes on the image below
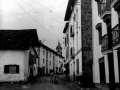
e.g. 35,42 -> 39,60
0,0 -> 120,90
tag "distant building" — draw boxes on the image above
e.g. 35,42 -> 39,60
38,42 -> 64,76
0,29 -> 40,82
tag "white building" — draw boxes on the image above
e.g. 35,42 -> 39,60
38,42 -> 64,76
92,0 -> 120,89
0,29 -> 40,83
64,0 -> 93,87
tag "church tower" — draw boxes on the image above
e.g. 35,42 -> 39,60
56,41 -> 62,55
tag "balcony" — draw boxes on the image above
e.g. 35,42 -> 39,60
100,0 -> 111,20
71,47 -> 75,58
101,34 -> 112,53
112,24 -> 120,46
111,0 -> 120,11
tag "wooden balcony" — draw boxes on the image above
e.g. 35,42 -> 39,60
112,24 -> 120,46
100,0 -> 111,20
101,34 -> 112,53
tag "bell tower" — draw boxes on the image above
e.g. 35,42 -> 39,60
56,40 -> 62,55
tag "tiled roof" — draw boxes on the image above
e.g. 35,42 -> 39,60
64,0 -> 75,21
40,42 -> 64,58
0,29 -> 40,50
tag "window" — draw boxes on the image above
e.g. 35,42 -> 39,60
70,25 -> 72,34
118,11 -> 120,24
4,65 -> 19,74
43,49 -> 45,55
98,28 -> 102,45
50,52 -> 51,58
43,59 -> 44,63
76,59 -> 79,74
96,23 -> 102,45
117,50 -> 120,82
97,0 -> 106,15
65,37 -> 67,46
76,8 -> 78,28
100,0 -> 106,15
67,34 -> 68,44
73,14 -> 76,21
46,51 -> 48,59
49,61 -> 51,66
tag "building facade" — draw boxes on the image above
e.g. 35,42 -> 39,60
0,30 -> 40,82
92,0 -> 120,89
0,29 -> 64,83
64,0 -> 93,87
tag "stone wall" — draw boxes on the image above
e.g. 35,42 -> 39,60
81,0 -> 93,86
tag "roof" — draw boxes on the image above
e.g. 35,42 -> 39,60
64,0 -> 75,21
40,42 -> 56,54
63,22 -> 69,33
0,29 -> 40,50
40,42 -> 64,58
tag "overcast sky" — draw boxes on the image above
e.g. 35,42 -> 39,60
0,0 -> 68,57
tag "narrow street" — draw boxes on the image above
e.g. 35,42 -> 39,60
0,75 -> 101,90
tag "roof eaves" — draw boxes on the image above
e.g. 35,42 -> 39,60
63,22 -> 69,33
64,0 -> 75,21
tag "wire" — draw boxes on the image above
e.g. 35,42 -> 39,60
0,10 -> 65,25
13,0 -> 59,39
30,0 -> 65,18
20,0 -> 65,25
0,12 -> 27,18
0,0 -> 65,25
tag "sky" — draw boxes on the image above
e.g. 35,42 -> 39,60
0,0 -> 68,57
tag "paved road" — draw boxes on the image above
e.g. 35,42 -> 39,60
0,75 -> 101,90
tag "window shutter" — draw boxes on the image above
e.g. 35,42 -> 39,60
16,65 -> 19,73
4,65 -> 9,73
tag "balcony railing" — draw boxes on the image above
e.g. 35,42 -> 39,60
112,24 -> 120,46
100,2 -> 111,17
101,34 -> 112,52
101,34 -> 108,51
111,0 -> 120,11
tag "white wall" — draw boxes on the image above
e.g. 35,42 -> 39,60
92,0 -> 110,84
111,6 -> 120,83
0,50 -> 28,82
92,0 -> 101,83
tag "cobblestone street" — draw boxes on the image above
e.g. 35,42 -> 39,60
0,75 -> 101,90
